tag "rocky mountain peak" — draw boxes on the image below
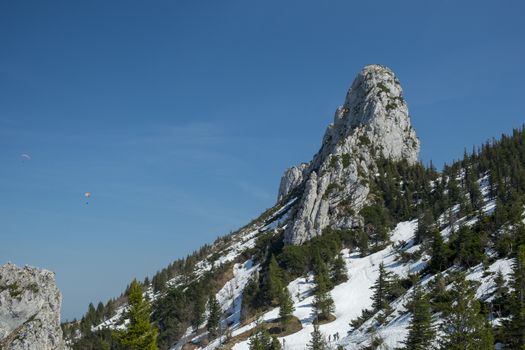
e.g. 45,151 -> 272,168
0,263 -> 68,350
279,65 -> 420,244
312,64 -> 419,171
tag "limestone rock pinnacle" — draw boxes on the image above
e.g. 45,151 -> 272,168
280,64 -> 419,244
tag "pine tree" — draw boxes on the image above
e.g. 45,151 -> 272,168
307,323 -> 327,350
313,255 -> 333,290
312,261 -> 335,321
191,289 -> 206,331
104,299 -> 116,320
465,168 -> 483,212
428,230 -> 448,273
504,244 -> 525,349
86,302 -> 96,326
152,270 -> 168,293
95,301 -> 105,324
401,285 -> 435,350
278,287 -> 295,330
114,280 -> 158,350
438,273 -> 494,350
248,322 -> 272,350
270,336 -> 282,350
447,173 -> 462,204
241,274 -> 260,322
450,225 -> 485,268
371,262 -> 393,312
267,255 -> 285,304
492,270 -> 509,318
331,253 -> 348,284
207,294 -> 221,339
416,209 -> 435,244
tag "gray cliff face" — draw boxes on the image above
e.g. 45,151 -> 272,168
277,163 -> 309,202
281,65 -> 420,245
0,263 -> 67,350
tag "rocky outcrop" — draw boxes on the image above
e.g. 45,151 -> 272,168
281,64 -> 420,244
277,163 -> 309,202
0,263 -> 67,350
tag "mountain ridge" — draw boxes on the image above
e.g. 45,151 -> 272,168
63,66 -> 525,350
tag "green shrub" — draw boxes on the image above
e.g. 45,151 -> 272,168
341,153 -> 351,168
323,183 -> 342,199
376,82 -> 390,94
329,155 -> 339,168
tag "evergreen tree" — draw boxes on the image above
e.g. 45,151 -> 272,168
492,270 -> 510,318
96,302 -> 105,324
447,174 -> 463,205
361,204 -> 392,247
267,255 -> 285,304
152,270 -> 168,293
331,253 -> 348,284
312,261 -> 335,321
428,230 -> 449,273
241,274 -> 260,321
465,168 -> 483,212
416,209 -> 435,244
104,299 -> 116,320
401,285 -> 435,350
504,244 -> 525,349
72,328 -> 116,350
207,294 -> 221,339
313,255 -> 333,290
278,287 -> 295,330
438,273 -> 494,350
151,286 -> 188,348
248,322 -> 272,350
357,228 -> 370,256
458,191 -> 473,218
270,336 -> 282,350
191,289 -> 206,331
361,331 -> 386,350
86,302 -> 97,326
371,262 -> 393,312
114,280 -> 158,350
450,225 -> 485,268
307,323 -> 327,350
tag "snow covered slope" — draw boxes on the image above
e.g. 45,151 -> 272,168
187,217 -> 513,350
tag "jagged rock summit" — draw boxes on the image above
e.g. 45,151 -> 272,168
0,263 -> 68,350
280,64 -> 420,245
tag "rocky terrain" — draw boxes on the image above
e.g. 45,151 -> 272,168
280,64 -> 420,245
0,263 -> 67,350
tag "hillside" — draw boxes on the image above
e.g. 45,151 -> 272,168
64,65 -> 525,350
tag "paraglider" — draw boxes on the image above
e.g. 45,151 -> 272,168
84,192 -> 91,204
20,153 -> 31,161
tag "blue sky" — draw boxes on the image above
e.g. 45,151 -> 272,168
1,0 -> 524,320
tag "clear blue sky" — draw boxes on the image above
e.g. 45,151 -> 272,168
1,1 -> 524,321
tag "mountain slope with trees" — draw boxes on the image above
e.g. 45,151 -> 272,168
64,65 -> 525,349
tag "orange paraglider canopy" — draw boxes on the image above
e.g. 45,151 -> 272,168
84,192 -> 92,204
